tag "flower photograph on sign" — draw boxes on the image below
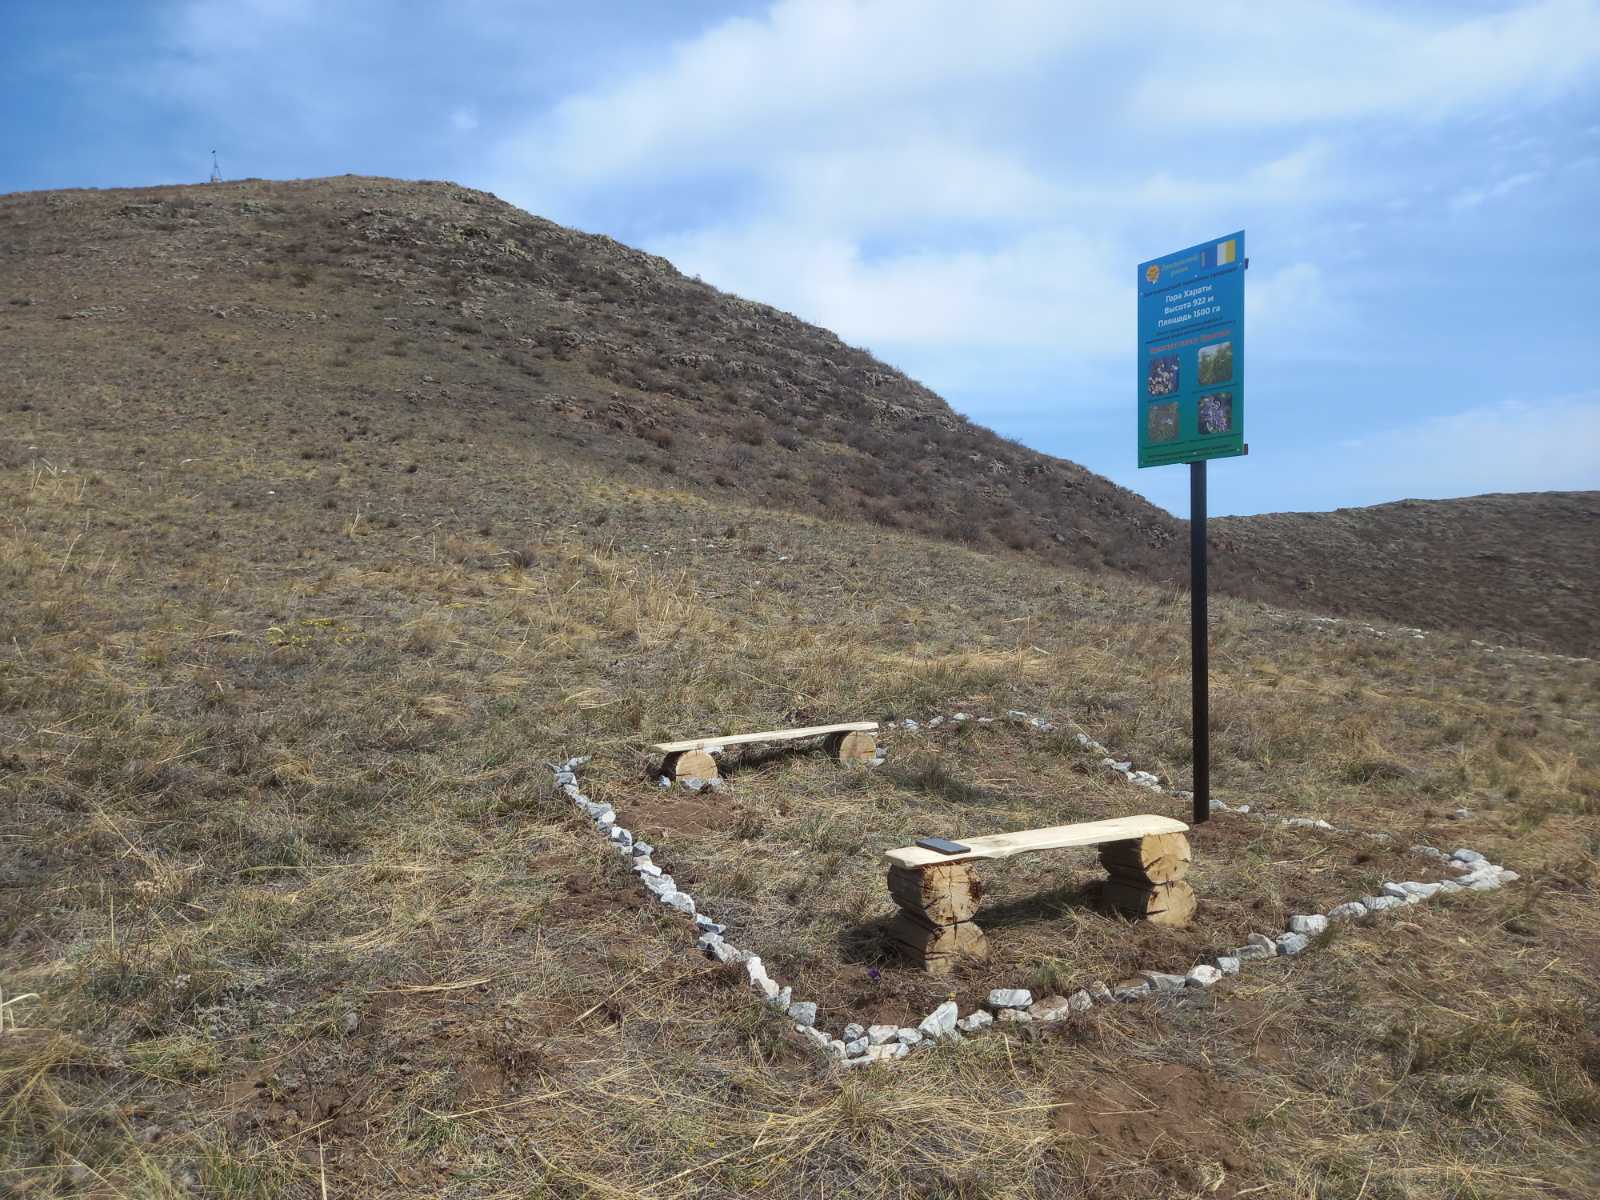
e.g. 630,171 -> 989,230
1198,341 -> 1233,386
1147,354 -> 1178,397
1198,392 -> 1233,435
1147,401 -> 1179,443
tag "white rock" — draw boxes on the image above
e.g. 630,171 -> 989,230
843,1023 -> 865,1042
997,1008 -> 1033,1023
1088,981 -> 1114,1003
1452,849 -> 1486,864
895,1027 -> 924,1046
662,891 -> 696,915
788,1001 -> 818,1028
1215,956 -> 1241,976
957,1011 -> 993,1033
1186,965 -> 1223,987
1399,881 -> 1441,899
829,1040 -> 849,1059
867,1024 -> 899,1046
1112,980 -> 1151,1001
1381,882 -> 1410,899
1029,995 -> 1074,1021
1067,989 -> 1094,1013
1327,901 -> 1367,921
1275,932 -> 1310,955
1498,870 -> 1520,883
1288,914 -> 1328,935
1235,943 -> 1274,961
1139,971 -> 1188,992
797,1025 -> 829,1049
1246,932 -> 1278,954
1362,895 -> 1405,912
918,1001 -> 959,1039
766,986 -> 792,1010
987,988 -> 1033,1010
1437,880 -> 1464,894
844,1037 -> 869,1057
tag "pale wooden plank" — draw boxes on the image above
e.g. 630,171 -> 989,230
884,815 -> 1188,869
652,721 -> 878,754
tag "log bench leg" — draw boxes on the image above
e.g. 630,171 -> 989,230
662,748 -> 718,781
1099,833 -> 1196,926
885,862 -> 988,975
824,730 -> 878,765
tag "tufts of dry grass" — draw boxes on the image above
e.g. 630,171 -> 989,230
3,342 -> 1598,1196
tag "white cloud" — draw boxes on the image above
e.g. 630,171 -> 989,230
1451,170 -> 1544,210
493,0 -> 1600,192
1126,0 -> 1600,127
1337,394 -> 1600,498
654,223 -> 1126,354
498,0 -> 1094,187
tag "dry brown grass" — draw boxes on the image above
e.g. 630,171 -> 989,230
2,181 -> 1599,1196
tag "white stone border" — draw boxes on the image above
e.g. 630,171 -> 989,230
548,708 -> 1520,1068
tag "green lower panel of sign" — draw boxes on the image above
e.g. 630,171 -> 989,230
1138,440 -> 1247,468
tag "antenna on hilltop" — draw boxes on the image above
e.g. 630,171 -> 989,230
209,150 -> 222,185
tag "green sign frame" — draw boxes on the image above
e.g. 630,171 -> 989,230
1137,232 -> 1246,468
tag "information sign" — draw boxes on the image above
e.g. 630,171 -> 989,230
1137,232 -> 1245,468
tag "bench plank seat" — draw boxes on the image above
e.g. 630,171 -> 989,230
885,815 -> 1188,870
652,721 -> 878,755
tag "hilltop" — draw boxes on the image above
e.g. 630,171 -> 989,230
1,175 -> 1593,654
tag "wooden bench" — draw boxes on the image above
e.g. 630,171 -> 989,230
882,815 -> 1194,974
652,721 -> 879,781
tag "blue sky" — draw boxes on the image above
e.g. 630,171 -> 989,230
4,1 -> 1599,516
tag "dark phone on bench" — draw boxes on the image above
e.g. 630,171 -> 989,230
915,836 -> 971,855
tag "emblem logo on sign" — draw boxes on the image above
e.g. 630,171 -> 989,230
1145,264 -> 1160,284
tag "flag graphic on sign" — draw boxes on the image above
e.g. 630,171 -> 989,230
1216,239 -> 1236,265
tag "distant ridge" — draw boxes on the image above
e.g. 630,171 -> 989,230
1,175 -> 1593,653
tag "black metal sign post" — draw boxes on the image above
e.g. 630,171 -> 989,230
1137,233 -> 1246,827
1190,461 -> 1209,825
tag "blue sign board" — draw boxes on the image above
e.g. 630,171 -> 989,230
1137,232 -> 1245,467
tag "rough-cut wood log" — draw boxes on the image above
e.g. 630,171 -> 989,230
662,748 -> 718,781
885,911 -> 989,975
827,730 -> 878,765
1101,878 -> 1197,927
1098,833 -> 1192,884
887,863 -> 982,925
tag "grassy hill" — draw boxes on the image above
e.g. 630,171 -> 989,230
2,175 -> 1593,656
2,177 -> 1598,1198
